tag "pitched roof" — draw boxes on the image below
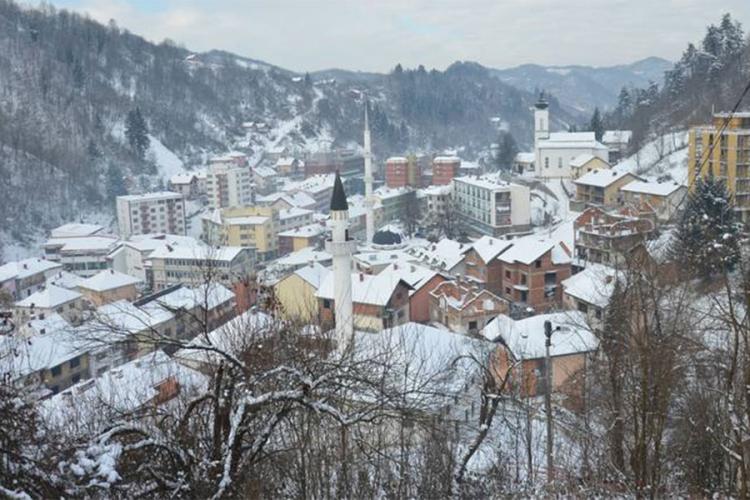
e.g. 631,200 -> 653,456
316,271 -> 413,306
561,264 -> 617,308
466,236 -> 513,263
78,269 -> 142,292
293,262 -> 330,289
498,235 -> 571,266
481,311 -> 598,359
620,180 -> 684,196
16,285 -> 81,309
574,168 -> 639,188
0,258 -> 61,283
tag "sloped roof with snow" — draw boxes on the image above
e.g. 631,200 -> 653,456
278,223 -> 326,238
50,223 -> 105,238
294,262 -> 330,289
78,270 -> 142,292
574,168 -> 639,188
46,271 -> 85,290
16,285 -> 81,309
569,153 -> 605,168
561,264 -> 617,308
0,325 -> 85,379
498,235 -> 571,266
146,244 -> 247,262
316,271 -> 412,307
151,283 -> 235,311
515,152 -> 535,164
466,236 -> 513,263
602,130 -> 632,144
481,311 -> 597,359
620,180 -> 684,196
407,239 -> 467,272
0,258 -> 61,283
538,132 -> 608,150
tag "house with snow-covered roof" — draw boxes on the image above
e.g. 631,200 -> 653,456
43,234 -> 122,277
14,284 -> 84,324
0,258 -> 62,301
168,172 -> 199,198
462,236 -> 514,296
573,168 -> 642,209
619,179 -> 686,221
429,279 -> 509,335
561,263 -> 618,327
574,206 -> 656,267
274,262 -> 330,322
569,153 -> 611,179
482,311 -> 597,402
406,238 -> 468,276
77,269 -> 142,306
602,130 -> 632,163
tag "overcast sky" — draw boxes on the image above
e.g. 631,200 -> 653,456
39,0 -> 750,72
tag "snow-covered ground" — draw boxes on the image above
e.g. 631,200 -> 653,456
146,135 -> 186,181
616,131 -> 689,184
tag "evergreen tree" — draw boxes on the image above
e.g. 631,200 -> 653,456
125,107 -> 150,160
671,176 -> 741,279
105,162 -> 127,199
494,131 -> 518,171
589,107 -> 605,141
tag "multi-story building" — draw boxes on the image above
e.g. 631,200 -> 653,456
252,166 -> 278,196
385,156 -> 421,188
282,174 -> 336,213
429,280 -> 509,335
372,186 -> 417,225
108,234 -> 201,282
43,235 -> 122,277
168,173 -> 200,198
201,206 -> 279,262
602,130 -> 632,163
574,207 -> 656,267
278,223 -> 326,256
453,175 -> 531,237
145,245 -> 256,291
619,180 -> 686,221
0,258 -> 62,301
688,112 -> 750,222
116,192 -> 186,239
462,236 -> 513,296
417,184 -> 453,226
77,269 -> 142,306
206,162 -> 253,210
432,156 -> 460,185
572,169 -> 641,210
278,207 -> 314,233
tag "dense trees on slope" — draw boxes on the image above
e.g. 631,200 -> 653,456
609,14 -> 749,149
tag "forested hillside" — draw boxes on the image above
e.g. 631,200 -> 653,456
0,0 -> 586,251
608,14 -> 750,149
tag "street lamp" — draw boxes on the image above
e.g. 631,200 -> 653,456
544,319 -> 561,484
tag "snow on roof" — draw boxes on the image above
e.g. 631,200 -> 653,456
374,185 -> 412,200
294,262 -> 330,289
92,299 -> 174,334
253,166 -> 277,177
620,179 -> 684,196
602,130 -> 633,144
50,223 -> 105,238
146,244 -> 247,262
482,311 -> 598,359
174,310 -> 275,366
569,153 -> 602,168
0,324 -> 85,379
515,152 -> 535,163
78,269 -> 142,292
354,249 -> 413,267
467,236 -> 514,263
386,156 -> 408,163
283,174 -> 335,195
224,215 -> 270,226
151,283 -> 235,311
23,313 -> 71,336
280,207 -> 314,220
561,264 -> 617,308
382,262 -> 437,293
41,350 -> 208,429
123,234 -> 202,253
433,156 -> 461,163
16,285 -> 81,309
278,223 -> 326,238
46,270 -> 85,290
258,191 -> 318,209
573,168 -> 638,188
355,322 -> 491,401
455,173 -> 516,191
316,270 -> 412,307
419,184 -> 453,197
275,157 -> 297,167
407,239 -> 468,272
116,191 -> 183,202
274,247 -> 332,268
0,258 -> 61,283
169,172 -> 196,185
538,132 -> 608,150
498,235 -> 571,266
44,235 -> 121,253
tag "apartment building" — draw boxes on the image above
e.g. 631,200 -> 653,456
432,156 -> 460,185
206,162 -> 253,210
574,207 -> 656,267
0,258 -> 62,300
201,206 -> 279,262
572,169 -> 641,209
453,175 -> 531,237
385,156 -> 421,188
43,235 -> 121,277
116,192 -> 186,239
688,112 -> 750,222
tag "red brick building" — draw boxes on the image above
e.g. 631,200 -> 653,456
429,280 -> 509,335
462,236 -> 513,296
432,156 -> 461,185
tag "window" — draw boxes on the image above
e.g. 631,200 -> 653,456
72,373 -> 81,384
505,287 -> 511,295
468,320 -> 478,331
323,299 -> 331,309
505,270 -> 511,279
577,302 -> 589,313
521,274 -> 527,285
535,260 -> 542,268
545,157 -> 549,169
50,366 -> 62,377
558,157 -> 563,168
69,356 -> 80,369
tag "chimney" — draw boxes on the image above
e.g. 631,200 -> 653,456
394,263 -> 398,270
359,273 -> 365,282
22,263 -> 28,269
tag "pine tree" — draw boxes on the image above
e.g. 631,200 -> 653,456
671,176 -> 741,279
589,107 -> 605,141
105,162 -> 127,199
125,107 -> 150,160
494,131 -> 518,171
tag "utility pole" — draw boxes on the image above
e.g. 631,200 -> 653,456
544,320 -> 559,485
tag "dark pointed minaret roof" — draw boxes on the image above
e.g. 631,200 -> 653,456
535,91 -> 549,110
330,171 -> 349,211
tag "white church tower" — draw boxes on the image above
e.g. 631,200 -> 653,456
363,102 -> 375,243
325,172 -> 356,349
534,92 -> 550,146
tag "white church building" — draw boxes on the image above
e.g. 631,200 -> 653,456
518,94 -> 610,179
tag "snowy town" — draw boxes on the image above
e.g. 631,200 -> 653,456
1,1 -> 750,498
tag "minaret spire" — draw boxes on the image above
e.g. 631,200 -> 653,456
325,172 -> 356,349
363,100 -> 375,243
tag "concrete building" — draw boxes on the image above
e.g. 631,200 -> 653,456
108,234 -> 201,281
385,156 -> 421,189
572,169 -> 641,210
0,258 -> 62,301
432,156 -> 460,185
462,236 -> 514,296
282,174 -> 336,213
574,207 -> 656,267
201,206 -> 279,262
417,184 -> 453,226
14,285 -> 84,324
429,280 -> 509,335
602,130 -> 633,163
619,180 -> 686,221
278,223 -> 326,256
688,112 -> 750,222
43,235 -> 121,277
453,175 -> 531,237
145,245 -> 256,291
569,154 -> 611,179
168,173 -> 200,198
273,262 -> 329,322
116,192 -> 186,239
77,269 -> 142,307
372,187 -> 417,225
206,162 -> 253,210
562,263 -> 617,328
